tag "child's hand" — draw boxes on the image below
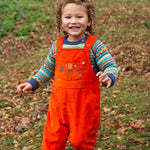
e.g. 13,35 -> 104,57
96,72 -> 112,88
17,83 -> 33,94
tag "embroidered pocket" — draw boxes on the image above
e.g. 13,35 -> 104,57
58,62 -> 83,81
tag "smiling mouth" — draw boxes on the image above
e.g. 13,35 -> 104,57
69,26 -> 80,29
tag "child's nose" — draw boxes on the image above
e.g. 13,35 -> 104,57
71,17 -> 77,23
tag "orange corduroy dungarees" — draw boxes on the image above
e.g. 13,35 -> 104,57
41,35 -> 100,150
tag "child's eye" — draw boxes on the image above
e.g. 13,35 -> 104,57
77,16 -> 83,18
65,16 -> 71,19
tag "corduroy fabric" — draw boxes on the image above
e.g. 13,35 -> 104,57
41,35 -> 101,150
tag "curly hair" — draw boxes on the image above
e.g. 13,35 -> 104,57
55,0 -> 96,35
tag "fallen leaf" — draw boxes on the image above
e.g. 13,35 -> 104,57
128,121 -> 141,130
103,107 -> 111,113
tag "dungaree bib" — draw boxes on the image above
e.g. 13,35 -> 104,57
42,35 -> 101,150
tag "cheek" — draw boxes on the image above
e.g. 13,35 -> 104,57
61,20 -> 68,28
61,22 -> 66,29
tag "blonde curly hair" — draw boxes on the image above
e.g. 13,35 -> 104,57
55,0 -> 96,35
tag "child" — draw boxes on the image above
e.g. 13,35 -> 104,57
17,0 -> 118,149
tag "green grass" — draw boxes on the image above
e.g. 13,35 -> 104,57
98,0 -> 150,6
0,0 -> 150,149
0,0 -> 55,37
0,48 -> 49,76
96,0 -> 150,47
98,77 -> 150,149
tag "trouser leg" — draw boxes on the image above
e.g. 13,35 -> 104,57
67,88 -> 100,150
41,87 -> 100,150
41,92 -> 68,150
73,113 -> 100,150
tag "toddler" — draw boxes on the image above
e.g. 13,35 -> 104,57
17,0 -> 118,149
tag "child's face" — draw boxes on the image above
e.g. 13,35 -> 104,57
61,3 -> 91,41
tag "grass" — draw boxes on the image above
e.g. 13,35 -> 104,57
0,0 -> 55,38
98,76 -> 150,149
0,48 -> 49,75
96,0 -> 150,47
0,0 -> 150,149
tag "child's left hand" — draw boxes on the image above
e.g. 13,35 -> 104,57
96,71 -> 112,88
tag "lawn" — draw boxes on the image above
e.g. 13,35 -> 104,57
0,0 -> 150,149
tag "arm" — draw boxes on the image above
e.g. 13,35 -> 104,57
17,41 -> 57,93
28,42 -> 56,91
93,40 -> 118,88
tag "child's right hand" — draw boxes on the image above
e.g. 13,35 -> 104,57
17,83 -> 33,94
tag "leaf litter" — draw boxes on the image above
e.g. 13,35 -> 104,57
0,1 -> 150,149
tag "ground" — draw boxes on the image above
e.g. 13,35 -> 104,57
0,0 -> 150,149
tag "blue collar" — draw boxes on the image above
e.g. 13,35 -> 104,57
63,34 -> 89,45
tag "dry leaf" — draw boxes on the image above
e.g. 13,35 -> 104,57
128,121 -> 141,130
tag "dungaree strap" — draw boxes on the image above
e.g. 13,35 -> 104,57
57,35 -> 66,51
84,35 -> 99,50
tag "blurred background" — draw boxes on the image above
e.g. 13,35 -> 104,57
0,0 -> 150,149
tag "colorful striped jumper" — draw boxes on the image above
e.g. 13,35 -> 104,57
28,34 -> 118,90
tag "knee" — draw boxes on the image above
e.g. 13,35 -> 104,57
69,135 -> 85,147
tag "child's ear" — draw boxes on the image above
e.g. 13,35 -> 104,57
87,21 -> 91,27
88,19 -> 91,27
88,22 -> 91,27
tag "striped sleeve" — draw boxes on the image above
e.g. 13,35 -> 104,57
28,41 -> 57,91
92,40 -> 118,86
